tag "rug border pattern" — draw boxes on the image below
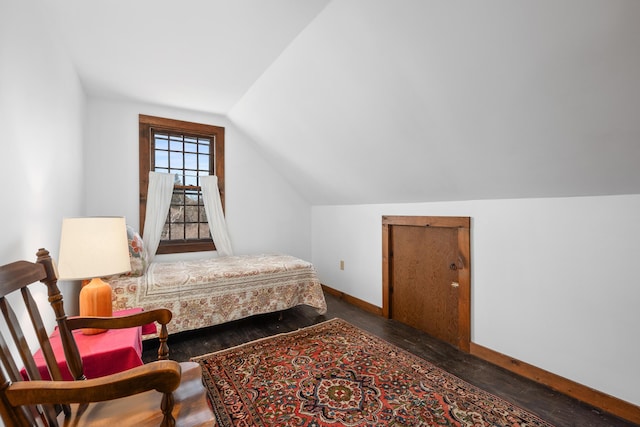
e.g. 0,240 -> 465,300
192,318 -> 555,427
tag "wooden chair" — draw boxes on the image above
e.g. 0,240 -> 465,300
0,248 -> 215,426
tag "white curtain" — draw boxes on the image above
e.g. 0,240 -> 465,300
201,175 -> 234,257
143,171 -> 175,261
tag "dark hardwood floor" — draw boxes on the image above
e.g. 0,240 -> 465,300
143,292 -> 638,427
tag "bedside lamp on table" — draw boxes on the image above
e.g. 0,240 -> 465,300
57,217 -> 131,335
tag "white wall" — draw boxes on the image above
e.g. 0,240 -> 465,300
312,194 -> 640,406
84,97 -> 312,261
0,0 -> 85,369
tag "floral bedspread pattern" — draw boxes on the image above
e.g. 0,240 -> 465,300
111,254 -> 328,336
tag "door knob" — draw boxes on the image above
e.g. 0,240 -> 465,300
449,255 -> 465,271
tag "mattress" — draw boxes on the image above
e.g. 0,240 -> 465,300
110,254 -> 328,336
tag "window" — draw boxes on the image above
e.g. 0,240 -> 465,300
139,115 -> 225,254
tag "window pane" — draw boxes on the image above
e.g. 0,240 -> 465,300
198,154 -> 209,171
184,152 -> 198,171
155,167 -> 169,174
185,190 -> 199,205
171,224 -> 185,240
169,151 -> 183,169
169,205 -> 184,223
199,142 -> 210,154
185,205 -> 199,224
185,223 -> 199,239
155,134 -> 169,150
199,223 -> 210,239
170,172 -> 183,185
184,142 -> 198,153
184,174 -> 198,186
169,135 -> 183,151
155,151 -> 168,168
171,188 -> 183,204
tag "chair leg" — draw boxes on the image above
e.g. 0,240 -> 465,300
160,392 -> 175,427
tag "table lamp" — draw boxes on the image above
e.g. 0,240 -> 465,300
57,217 -> 131,335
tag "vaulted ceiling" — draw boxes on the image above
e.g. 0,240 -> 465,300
44,0 -> 640,205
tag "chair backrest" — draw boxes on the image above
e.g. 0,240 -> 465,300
0,248 -> 83,426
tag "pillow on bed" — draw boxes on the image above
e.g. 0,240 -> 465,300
125,225 -> 148,277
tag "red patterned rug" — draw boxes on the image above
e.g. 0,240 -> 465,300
192,318 -> 554,426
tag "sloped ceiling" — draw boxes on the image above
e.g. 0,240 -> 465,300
41,0 -> 330,113
44,0 -> 640,205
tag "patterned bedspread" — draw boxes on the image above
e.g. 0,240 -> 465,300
110,254 -> 327,336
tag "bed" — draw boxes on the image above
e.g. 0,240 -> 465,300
109,253 -> 328,336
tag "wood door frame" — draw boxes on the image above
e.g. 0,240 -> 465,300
382,215 -> 471,352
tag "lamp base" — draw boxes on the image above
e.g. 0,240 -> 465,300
79,277 -> 113,335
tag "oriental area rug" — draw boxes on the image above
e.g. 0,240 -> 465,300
191,318 -> 554,427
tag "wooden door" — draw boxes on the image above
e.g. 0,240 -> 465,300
382,216 -> 470,351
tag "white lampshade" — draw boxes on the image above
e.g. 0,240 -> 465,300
57,217 -> 131,280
